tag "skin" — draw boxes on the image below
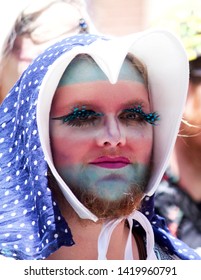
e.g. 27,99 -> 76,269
170,80 -> 201,201
50,56 -> 154,219
0,36 -> 59,102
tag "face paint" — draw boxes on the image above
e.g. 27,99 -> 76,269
58,163 -> 149,199
50,54 -> 156,219
52,104 -> 159,127
57,54 -> 146,86
57,163 -> 150,218
122,105 -> 160,126
52,105 -> 104,127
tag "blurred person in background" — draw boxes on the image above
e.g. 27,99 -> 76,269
152,3 -> 201,255
0,0 -> 97,104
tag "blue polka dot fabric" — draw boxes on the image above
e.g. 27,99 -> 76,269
140,195 -> 201,259
0,34 -> 200,260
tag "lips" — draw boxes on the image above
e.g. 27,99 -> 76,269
90,156 -> 130,169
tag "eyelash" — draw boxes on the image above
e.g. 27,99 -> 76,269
122,105 -> 160,126
52,107 -> 103,127
52,105 -> 160,127
63,108 -> 102,127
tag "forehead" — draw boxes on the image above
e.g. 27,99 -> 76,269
58,55 -> 145,87
51,55 -> 150,116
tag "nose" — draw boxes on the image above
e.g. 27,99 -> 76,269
96,116 -> 126,147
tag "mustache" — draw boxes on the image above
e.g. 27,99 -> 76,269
89,149 -> 133,161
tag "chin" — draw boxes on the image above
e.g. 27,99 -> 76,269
82,190 -> 144,220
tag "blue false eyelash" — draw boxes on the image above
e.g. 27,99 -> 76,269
51,105 -> 159,126
124,105 -> 160,125
51,106 -> 103,123
63,106 -> 103,122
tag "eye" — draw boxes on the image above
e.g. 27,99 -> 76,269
119,106 -> 160,126
119,110 -> 144,125
53,109 -> 103,127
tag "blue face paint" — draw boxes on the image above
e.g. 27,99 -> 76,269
58,55 -> 146,86
57,163 -> 150,202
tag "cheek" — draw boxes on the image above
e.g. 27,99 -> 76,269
50,136 -> 81,167
184,90 -> 201,123
136,138 -> 153,163
128,128 -> 153,163
49,124 -> 92,166
1,56 -> 20,95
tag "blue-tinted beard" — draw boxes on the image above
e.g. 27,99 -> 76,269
57,163 -> 151,219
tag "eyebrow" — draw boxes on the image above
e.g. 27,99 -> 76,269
65,99 -> 149,113
121,100 -> 146,107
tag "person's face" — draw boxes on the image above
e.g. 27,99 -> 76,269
180,81 -> 201,148
0,2 -> 86,103
49,56 -> 155,219
0,36 -> 56,103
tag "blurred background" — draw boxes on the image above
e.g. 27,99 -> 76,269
1,0 -> 201,36
86,0 -> 201,36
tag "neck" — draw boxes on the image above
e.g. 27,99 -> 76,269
46,200 -> 140,260
170,136 -> 201,201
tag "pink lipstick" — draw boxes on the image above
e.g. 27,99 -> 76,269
90,156 -> 130,169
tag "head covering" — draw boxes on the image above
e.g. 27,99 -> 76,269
0,30 -> 200,260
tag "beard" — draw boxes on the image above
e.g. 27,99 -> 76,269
70,181 -> 146,219
63,164 -> 151,220
48,164 -> 151,220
